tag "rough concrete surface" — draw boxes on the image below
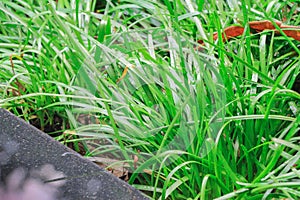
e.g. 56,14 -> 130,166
0,108 -> 148,200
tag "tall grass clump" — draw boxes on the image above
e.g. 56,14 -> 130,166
0,0 -> 299,199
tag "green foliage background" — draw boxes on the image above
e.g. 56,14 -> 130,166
0,0 -> 299,199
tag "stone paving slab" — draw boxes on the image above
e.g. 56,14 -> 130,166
0,108 -> 148,200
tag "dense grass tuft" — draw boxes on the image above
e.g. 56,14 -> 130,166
0,0 -> 299,199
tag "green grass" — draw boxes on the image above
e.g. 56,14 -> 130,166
0,0 -> 299,199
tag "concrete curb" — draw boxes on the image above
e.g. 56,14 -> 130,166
0,108 -> 148,200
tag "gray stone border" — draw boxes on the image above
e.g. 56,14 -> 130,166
0,108 -> 148,200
